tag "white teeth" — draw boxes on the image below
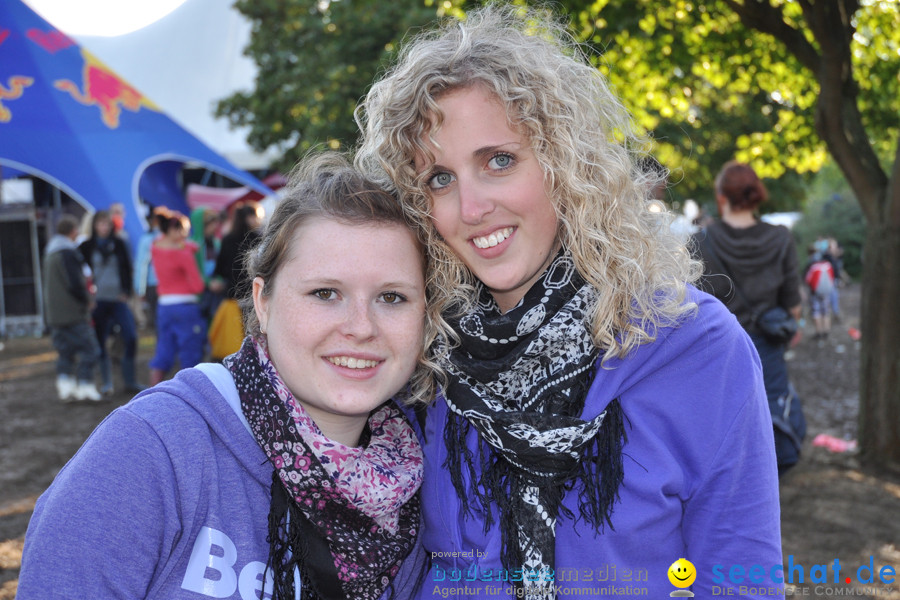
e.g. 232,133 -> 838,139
473,227 -> 513,249
327,356 -> 379,369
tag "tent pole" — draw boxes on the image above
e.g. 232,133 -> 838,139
0,164 -> 5,335
0,232 -> 5,338
31,213 -> 44,335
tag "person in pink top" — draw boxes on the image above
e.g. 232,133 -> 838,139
149,209 -> 207,385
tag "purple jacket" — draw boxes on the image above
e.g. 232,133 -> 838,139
17,364 -> 425,599
415,288 -> 782,598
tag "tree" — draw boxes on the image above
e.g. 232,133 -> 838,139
221,0 -> 900,468
216,0 -> 442,173
567,0 -> 900,470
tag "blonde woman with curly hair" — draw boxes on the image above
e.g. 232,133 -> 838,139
356,4 -> 781,599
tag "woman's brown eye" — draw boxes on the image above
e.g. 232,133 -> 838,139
381,292 -> 405,304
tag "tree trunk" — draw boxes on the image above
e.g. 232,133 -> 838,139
858,223 -> 900,469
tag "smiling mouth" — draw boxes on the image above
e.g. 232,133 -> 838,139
472,227 -> 513,249
326,356 -> 380,369
672,574 -> 692,581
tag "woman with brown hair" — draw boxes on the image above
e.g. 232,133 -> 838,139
693,160 -> 805,475
18,153 -> 431,599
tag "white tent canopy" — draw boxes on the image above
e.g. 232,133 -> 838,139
41,0 -> 277,170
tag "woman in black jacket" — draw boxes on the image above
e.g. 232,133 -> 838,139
693,161 -> 805,474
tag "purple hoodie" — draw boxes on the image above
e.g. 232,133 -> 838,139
415,288 -> 783,599
17,364 -> 425,599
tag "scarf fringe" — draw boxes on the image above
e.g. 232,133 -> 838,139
575,399 -> 627,530
228,337 -> 422,600
445,400 -> 627,575
266,471 -> 312,600
440,251 -> 627,586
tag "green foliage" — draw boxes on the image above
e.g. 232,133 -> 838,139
557,1 -> 812,207
556,0 -> 898,211
221,0 -> 898,212
216,0 -> 441,173
792,163 -> 867,280
851,3 -> 900,160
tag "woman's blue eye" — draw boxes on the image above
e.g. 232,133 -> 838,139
489,153 -> 513,169
429,172 -> 454,190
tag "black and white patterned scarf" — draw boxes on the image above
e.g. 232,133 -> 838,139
225,337 -> 422,600
442,251 -> 626,599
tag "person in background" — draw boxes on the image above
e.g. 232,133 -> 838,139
17,152 -> 431,599
208,202 -> 263,361
43,215 -> 102,402
148,209 -> 207,386
693,161 -> 805,474
109,202 -> 130,245
190,207 -> 221,283
826,237 -> 844,323
133,208 -> 162,330
108,202 -> 135,370
79,210 -> 143,395
75,211 -> 92,245
804,240 -> 837,340
355,5 -> 781,598
191,207 -> 223,328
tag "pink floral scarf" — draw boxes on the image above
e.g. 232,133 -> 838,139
224,336 -> 423,600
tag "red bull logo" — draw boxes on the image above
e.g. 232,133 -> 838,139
54,48 -> 158,128
26,27 -> 73,53
0,75 -> 33,122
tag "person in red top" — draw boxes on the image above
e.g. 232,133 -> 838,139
149,209 -> 207,385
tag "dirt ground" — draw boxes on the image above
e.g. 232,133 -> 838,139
1,282 -> 899,599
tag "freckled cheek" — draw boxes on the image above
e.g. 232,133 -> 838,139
271,300 -> 329,342
382,309 -> 423,352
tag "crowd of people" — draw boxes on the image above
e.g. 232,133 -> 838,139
28,4 -> 852,599
43,199 -> 265,402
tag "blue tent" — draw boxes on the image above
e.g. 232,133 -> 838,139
0,0 -> 273,247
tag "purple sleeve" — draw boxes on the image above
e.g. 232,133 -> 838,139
683,391 -> 783,596
17,409 -> 179,599
681,304 -> 783,597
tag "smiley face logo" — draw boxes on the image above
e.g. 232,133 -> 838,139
668,558 -> 696,588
